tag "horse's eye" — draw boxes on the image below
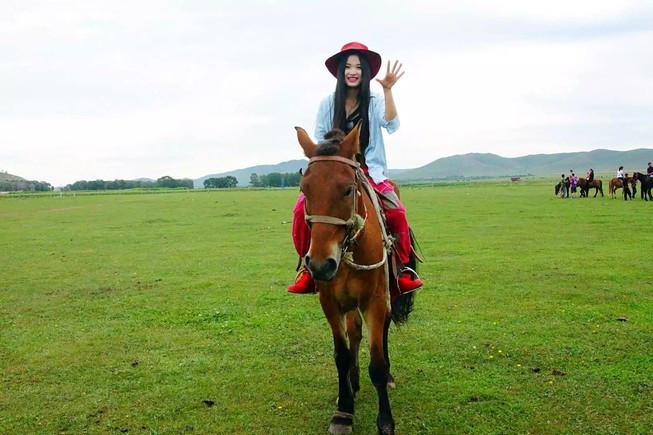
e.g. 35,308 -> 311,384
344,187 -> 354,198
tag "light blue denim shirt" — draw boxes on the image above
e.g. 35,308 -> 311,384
314,92 -> 400,184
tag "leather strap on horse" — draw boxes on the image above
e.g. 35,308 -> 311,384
304,214 -> 354,227
308,155 -> 358,168
356,168 -> 394,309
304,156 -> 360,232
303,156 -> 388,275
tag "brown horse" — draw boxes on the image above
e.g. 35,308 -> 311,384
577,178 -> 604,197
609,177 -> 636,199
295,125 -> 415,434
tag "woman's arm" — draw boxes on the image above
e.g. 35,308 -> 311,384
383,87 -> 397,122
314,95 -> 333,141
376,60 -> 404,121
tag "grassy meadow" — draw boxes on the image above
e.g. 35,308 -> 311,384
1,181 -> 652,434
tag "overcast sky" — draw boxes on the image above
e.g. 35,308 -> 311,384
2,0 -> 652,186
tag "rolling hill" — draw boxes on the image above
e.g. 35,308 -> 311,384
392,148 -> 653,181
194,159 -> 308,188
0,172 -> 37,191
193,148 -> 653,186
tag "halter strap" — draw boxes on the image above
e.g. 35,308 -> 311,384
308,155 -> 359,168
304,155 -> 361,229
303,155 -> 368,257
304,214 -> 354,227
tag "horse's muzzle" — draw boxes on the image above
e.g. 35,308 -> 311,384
305,255 -> 339,281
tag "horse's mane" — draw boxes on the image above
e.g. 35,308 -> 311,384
315,129 -> 346,156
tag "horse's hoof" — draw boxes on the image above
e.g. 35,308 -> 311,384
378,420 -> 395,435
329,411 -> 353,434
379,426 -> 395,435
328,423 -> 352,434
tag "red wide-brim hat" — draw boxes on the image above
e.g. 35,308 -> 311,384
325,41 -> 382,79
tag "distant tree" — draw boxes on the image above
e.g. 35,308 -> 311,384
70,180 -> 89,190
156,176 -> 177,188
223,176 -> 237,188
285,172 -> 301,187
266,172 -> 283,187
32,181 -> 53,191
206,176 -> 238,188
257,174 -> 268,186
204,178 -> 219,188
247,172 -> 301,188
153,176 -> 192,189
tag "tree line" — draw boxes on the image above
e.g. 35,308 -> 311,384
0,180 -> 53,192
63,176 -> 193,191
203,176 -> 237,188
249,172 -> 301,188
1,172 -> 303,192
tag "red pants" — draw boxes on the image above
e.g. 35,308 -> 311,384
291,177 -> 412,265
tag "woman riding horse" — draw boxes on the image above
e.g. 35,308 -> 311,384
289,42 -> 422,294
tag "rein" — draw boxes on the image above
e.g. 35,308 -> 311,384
304,156 -> 386,270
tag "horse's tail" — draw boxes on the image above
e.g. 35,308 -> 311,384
391,228 -> 420,326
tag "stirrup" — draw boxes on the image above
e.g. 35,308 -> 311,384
397,266 -> 423,293
288,267 -> 317,294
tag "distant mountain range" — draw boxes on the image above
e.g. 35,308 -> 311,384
195,148 -> 653,186
4,148 -> 652,190
392,148 -> 653,181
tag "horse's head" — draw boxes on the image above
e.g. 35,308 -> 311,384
632,172 -> 641,184
554,183 -> 561,195
295,124 -> 362,281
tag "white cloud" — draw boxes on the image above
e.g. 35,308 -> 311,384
405,0 -> 649,22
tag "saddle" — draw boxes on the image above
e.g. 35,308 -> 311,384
357,169 -> 423,301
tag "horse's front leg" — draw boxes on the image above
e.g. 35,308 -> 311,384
364,301 -> 395,435
345,311 -> 362,395
321,294 -> 355,434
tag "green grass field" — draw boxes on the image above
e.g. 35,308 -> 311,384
1,182 -> 651,434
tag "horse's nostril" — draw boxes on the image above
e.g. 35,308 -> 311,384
306,257 -> 339,281
304,255 -> 311,267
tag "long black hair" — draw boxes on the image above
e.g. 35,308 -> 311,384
332,52 -> 371,159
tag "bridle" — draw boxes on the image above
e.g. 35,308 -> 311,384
303,156 -> 368,257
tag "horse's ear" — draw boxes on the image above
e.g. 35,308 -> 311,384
339,123 -> 360,159
295,127 -> 317,158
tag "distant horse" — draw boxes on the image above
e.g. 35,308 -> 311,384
577,178 -> 604,198
554,180 -> 570,197
609,177 -> 636,200
631,172 -> 652,201
295,125 -> 416,434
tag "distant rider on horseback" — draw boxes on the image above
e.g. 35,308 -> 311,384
617,166 -> 626,186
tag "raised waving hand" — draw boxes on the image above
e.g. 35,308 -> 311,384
375,60 -> 404,89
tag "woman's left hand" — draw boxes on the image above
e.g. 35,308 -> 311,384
376,60 -> 404,89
